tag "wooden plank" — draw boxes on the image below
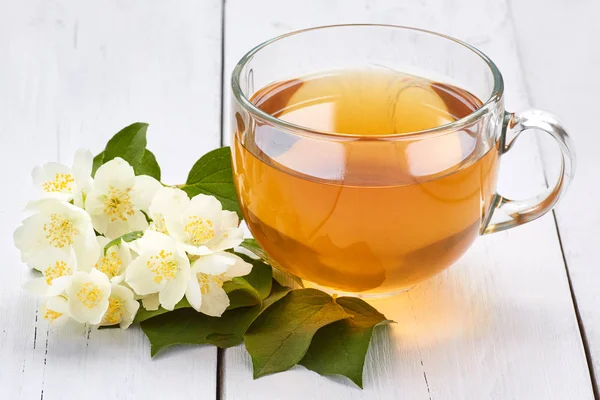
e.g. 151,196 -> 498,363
0,1 -> 222,399
509,0 -> 600,392
222,0 -> 594,398
0,2 -> 60,398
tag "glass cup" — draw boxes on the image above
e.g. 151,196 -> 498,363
230,25 -> 574,297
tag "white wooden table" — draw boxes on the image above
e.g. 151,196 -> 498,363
1,0 -> 598,399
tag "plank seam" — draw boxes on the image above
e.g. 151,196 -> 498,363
409,292 -> 434,397
552,210 -> 599,400
33,309 -> 38,350
39,328 -> 49,400
217,348 -> 225,400
420,360 -> 432,400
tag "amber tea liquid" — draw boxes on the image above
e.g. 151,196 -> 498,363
233,69 -> 500,294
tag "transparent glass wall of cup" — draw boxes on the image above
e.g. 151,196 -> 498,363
231,25 -> 574,297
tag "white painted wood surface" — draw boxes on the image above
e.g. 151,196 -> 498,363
509,0 -> 600,391
0,0 -> 598,399
0,1 -> 221,399
222,0 -> 594,399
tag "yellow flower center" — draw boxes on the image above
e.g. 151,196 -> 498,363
146,249 -> 177,284
44,214 -> 79,248
42,173 -> 75,193
101,296 -> 125,325
44,309 -> 63,322
44,260 -> 72,285
95,252 -> 122,279
103,186 -> 135,222
77,282 -> 103,309
197,273 -> 226,295
184,216 -> 215,245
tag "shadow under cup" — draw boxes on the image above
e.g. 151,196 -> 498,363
230,25 -> 571,296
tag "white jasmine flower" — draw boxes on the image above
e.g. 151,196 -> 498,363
141,293 -> 160,311
22,248 -> 77,296
41,296 -> 71,326
147,187 -> 189,235
14,200 -> 99,270
32,149 -> 93,203
84,158 -> 162,239
94,236 -> 132,283
165,194 -> 244,255
186,252 -> 252,317
99,283 -> 139,329
66,269 -> 111,324
125,231 -> 190,311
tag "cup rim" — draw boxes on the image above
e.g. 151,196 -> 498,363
231,24 -> 504,140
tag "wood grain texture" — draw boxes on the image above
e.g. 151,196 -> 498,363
222,0 -> 594,398
509,0 -> 600,392
0,1 -> 221,399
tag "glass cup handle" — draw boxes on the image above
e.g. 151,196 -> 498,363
481,110 -> 575,234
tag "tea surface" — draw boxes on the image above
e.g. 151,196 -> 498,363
233,69 -> 500,294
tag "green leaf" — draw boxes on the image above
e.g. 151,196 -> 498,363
205,281 -> 291,346
91,151 -> 104,177
223,277 -> 262,309
235,253 -> 272,300
241,239 -> 304,288
262,280 -> 291,309
243,289 -> 351,378
139,280 -> 291,356
134,298 -> 192,324
103,122 -> 148,169
299,297 -> 392,388
221,253 -> 274,309
141,305 -> 263,356
240,238 -> 269,261
185,147 -> 231,184
103,230 -> 144,255
181,147 -> 241,217
93,124 -> 159,179
134,149 -> 161,180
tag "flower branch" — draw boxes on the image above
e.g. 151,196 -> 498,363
13,122 -> 391,389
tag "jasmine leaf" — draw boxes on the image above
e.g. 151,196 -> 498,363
220,252 -> 274,309
223,277 -> 262,309
243,289 -> 351,378
181,147 -> 241,217
103,230 -> 144,255
262,280 -> 291,309
241,239 -> 304,288
140,280 -> 291,356
91,151 -> 104,177
235,253 -> 272,300
240,238 -> 268,260
134,298 -> 192,324
141,305 -> 262,356
103,122 -> 148,169
299,297 -> 392,388
134,150 -> 161,180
